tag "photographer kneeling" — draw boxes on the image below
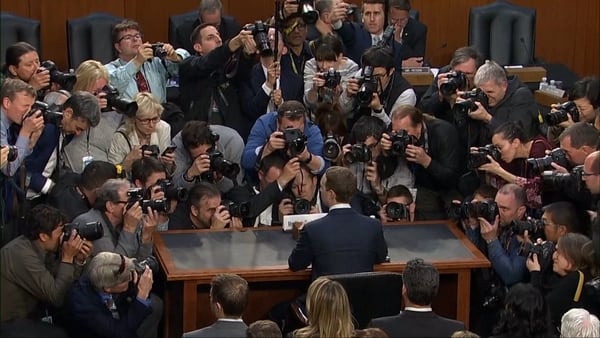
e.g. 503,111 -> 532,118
379,184 -> 415,222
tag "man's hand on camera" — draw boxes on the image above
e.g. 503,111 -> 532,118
279,198 -> 294,218
162,43 -> 180,62
283,0 -> 299,18
526,253 -> 541,272
468,101 -> 492,123
550,104 -> 575,129
369,92 -> 383,111
30,69 -> 51,91
141,208 -> 159,242
61,230 -> 84,264
329,0 -> 349,23
379,204 -> 392,223
380,133 -> 392,152
95,91 -> 108,110
312,73 -> 326,89
278,157 -> 301,188
550,161 -> 569,173
134,43 -> 154,67
365,160 -> 380,184
187,154 -> 211,179
230,217 -> 244,230
405,144 -> 431,168
264,131 -> 286,157
20,110 -> 44,136
479,215 -> 500,243
345,78 -> 360,96
74,240 -> 93,265
211,205 -> 230,229
136,266 -> 153,301
123,201 -> 143,233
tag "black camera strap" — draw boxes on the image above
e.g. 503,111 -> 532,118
116,130 -> 132,152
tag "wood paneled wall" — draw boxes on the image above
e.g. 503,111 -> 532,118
1,0 -> 598,77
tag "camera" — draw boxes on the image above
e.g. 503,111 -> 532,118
26,101 -> 63,124
282,128 -> 307,157
141,144 -> 160,159
526,148 -> 569,173
542,165 -> 584,193
293,198 -> 311,214
223,200 -> 251,218
201,150 -> 241,181
63,221 -> 104,241
296,0 -> 318,24
157,179 -> 188,202
379,25 -> 395,47
245,21 -> 271,56
448,200 -> 498,223
323,68 -> 341,89
468,144 -> 501,170
127,188 -> 169,213
101,85 -> 138,117
133,256 -> 159,275
322,134 -> 341,162
344,144 -> 372,164
39,60 -> 77,91
388,130 -> 419,156
440,71 -> 467,97
150,43 -> 167,59
519,241 -> 555,271
1,145 -> 18,162
385,202 -> 409,221
545,101 -> 580,126
356,66 -> 378,107
511,218 -> 545,239
453,89 -> 488,125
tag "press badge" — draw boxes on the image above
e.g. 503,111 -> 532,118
82,155 -> 94,169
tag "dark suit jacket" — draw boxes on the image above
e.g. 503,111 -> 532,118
288,207 -> 388,279
174,14 -> 241,55
370,310 -> 465,338
398,18 -> 427,59
225,181 -> 285,227
183,319 -> 247,338
334,22 -> 404,69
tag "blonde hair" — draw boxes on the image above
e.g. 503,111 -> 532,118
123,92 -> 164,134
294,277 -> 354,338
73,60 -> 109,92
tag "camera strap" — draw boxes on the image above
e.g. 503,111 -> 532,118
116,130 -> 132,153
574,270 -> 585,302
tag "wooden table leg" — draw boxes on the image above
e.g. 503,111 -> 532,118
456,270 -> 471,329
182,281 -> 198,333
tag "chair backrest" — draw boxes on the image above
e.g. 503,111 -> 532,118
409,9 -> 420,22
168,11 -> 198,49
326,271 -> 403,329
1,12 -> 41,65
468,0 -> 536,66
66,12 -> 123,70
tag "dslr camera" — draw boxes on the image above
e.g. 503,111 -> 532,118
526,148 -> 568,173
133,256 -> 159,275
26,101 -> 63,124
440,71 -> 467,97
545,101 -> 580,126
453,89 -> 488,125
282,128 -> 307,158
39,60 -> 77,91
223,200 -> 251,218
385,202 -> 409,221
322,68 -> 341,89
511,218 -> 545,239
150,43 -> 167,60
344,144 -> 372,164
356,66 -> 378,107
156,179 -> 188,202
448,200 -> 498,223
292,197 -> 311,214
388,130 -> 419,156
1,145 -> 18,162
141,144 -> 160,159
322,134 -> 341,162
201,150 -> 240,182
63,221 -> 104,241
468,144 -> 502,170
296,0 -> 318,24
520,241 -> 555,271
101,85 -> 138,117
244,21 -> 271,56
542,165 -> 585,193
127,188 -> 169,213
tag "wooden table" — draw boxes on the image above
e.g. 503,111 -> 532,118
154,222 -> 490,338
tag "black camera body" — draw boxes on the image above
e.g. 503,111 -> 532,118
127,188 -> 169,213
482,283 -> 506,310
245,21 -> 271,56
296,0 -> 318,24
440,71 -> 467,97
468,144 -> 502,170
201,150 -> 240,182
101,85 -> 138,117
39,60 -> 77,91
322,134 -> 341,162
293,198 -> 311,214
223,200 -> 251,218
545,101 -> 580,126
511,218 -> 545,239
141,144 -> 160,159
356,66 -> 378,107
542,165 -> 585,193
1,145 -> 18,162
520,241 -> 555,271
389,130 -> 419,156
385,202 -> 409,221
448,200 -> 498,223
323,68 -> 341,89
150,43 -> 167,60
63,221 -> 104,241
157,179 -> 188,202
27,101 -> 63,124
282,128 -> 307,157
527,148 -> 569,173
344,144 -> 372,164
133,256 -> 159,275
453,89 -> 488,125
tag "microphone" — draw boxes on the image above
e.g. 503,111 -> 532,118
519,37 -> 535,66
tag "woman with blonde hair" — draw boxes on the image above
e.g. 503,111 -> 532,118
293,277 -> 354,338
108,92 -> 173,171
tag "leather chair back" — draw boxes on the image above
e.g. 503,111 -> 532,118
1,12 -> 41,65
468,0 -> 536,66
168,11 -> 197,48
327,271 -> 403,328
67,12 -> 122,69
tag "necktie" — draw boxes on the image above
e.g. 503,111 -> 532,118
135,71 -> 150,93
372,36 -> 381,46
105,297 -> 120,320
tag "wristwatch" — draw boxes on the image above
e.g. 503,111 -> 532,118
302,152 -> 313,164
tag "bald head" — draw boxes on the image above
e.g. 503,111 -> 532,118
583,151 -> 600,194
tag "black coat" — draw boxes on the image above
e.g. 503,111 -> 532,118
173,15 -> 241,55
370,310 -> 465,338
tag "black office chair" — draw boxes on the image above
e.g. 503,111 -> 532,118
168,11 -> 197,50
468,0 -> 536,66
327,271 -> 403,328
66,12 -> 123,70
0,12 -> 41,64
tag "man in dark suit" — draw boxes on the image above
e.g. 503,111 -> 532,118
288,166 -> 388,279
370,258 -> 465,337
388,0 -> 427,67
183,273 -> 248,338
172,0 -> 241,55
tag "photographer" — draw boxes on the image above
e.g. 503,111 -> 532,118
303,34 -> 359,114
527,233 -> 597,327
283,164 -> 325,216
583,151 -> 600,195
473,121 -> 552,209
0,205 -> 92,337
108,92 -> 173,173
381,105 -> 462,220
242,101 -> 326,180
106,19 -> 189,104
341,46 -> 415,127
2,42 -> 50,92
547,76 -> 599,145
379,184 -> 415,222
169,182 -> 243,230
24,91 -> 101,204
131,157 -> 174,231
557,122 -> 599,171
73,179 -> 158,260
542,201 -> 591,243
315,102 -> 347,165
65,252 -> 162,338
172,120 -> 244,193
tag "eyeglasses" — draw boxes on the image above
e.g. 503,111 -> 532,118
114,254 -> 126,276
136,117 -> 161,125
118,33 -> 143,43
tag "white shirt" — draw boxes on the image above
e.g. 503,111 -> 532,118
329,203 -> 351,211
371,33 -> 383,46
261,63 -> 280,115
404,306 -> 433,312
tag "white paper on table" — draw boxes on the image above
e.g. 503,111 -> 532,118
282,213 -> 328,231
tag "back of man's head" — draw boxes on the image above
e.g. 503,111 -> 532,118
210,273 -> 249,317
246,320 -> 282,338
403,258 -> 439,306
560,308 -> 600,338
324,166 -> 357,203
63,91 -> 101,127
559,121 -> 599,149
79,161 -> 118,191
